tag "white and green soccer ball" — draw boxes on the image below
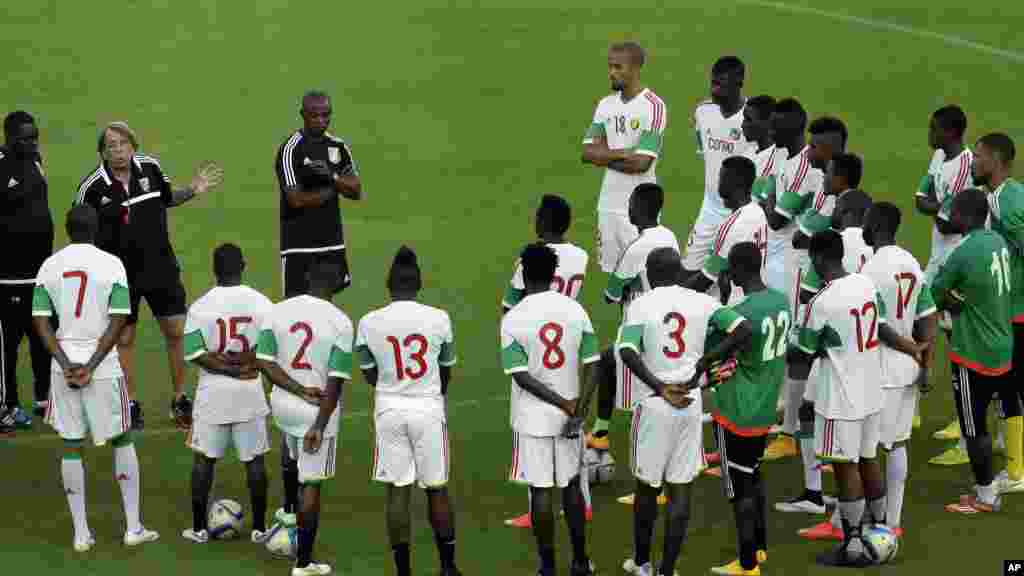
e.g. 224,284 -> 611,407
584,448 -> 616,485
861,524 -> 899,564
266,522 -> 298,559
208,499 -> 244,540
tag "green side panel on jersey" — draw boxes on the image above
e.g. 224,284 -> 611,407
356,344 -> 375,368
616,324 -> 644,353
708,289 -> 789,432
501,341 -> 528,373
635,130 -> 661,155
584,122 -> 605,142
931,230 -> 1014,371
776,187 -> 810,219
440,341 -> 457,366
797,207 -> 831,237
605,273 -> 632,302
751,176 -> 775,203
695,129 -> 703,153
183,330 -> 206,361
31,285 -> 54,315
710,306 -> 744,333
916,174 -> 934,197
503,285 -> 525,308
327,344 -> 353,378
703,253 -> 727,280
109,283 -> 130,312
802,265 -> 823,292
875,291 -> 888,320
579,331 -> 598,360
255,329 -> 278,359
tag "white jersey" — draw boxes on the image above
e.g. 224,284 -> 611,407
605,225 -> 680,308
918,148 -> 973,276
500,291 -> 599,436
800,227 -> 874,293
695,100 -> 754,217
750,144 -> 783,182
31,244 -> 129,379
703,202 -> 768,303
772,146 -> 824,272
183,285 -> 273,424
356,300 -> 456,416
256,295 -> 354,437
796,273 -> 885,420
584,89 -> 667,214
504,242 -> 589,308
617,285 -> 745,405
861,245 -> 937,388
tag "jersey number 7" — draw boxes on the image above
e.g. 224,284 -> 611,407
62,270 -> 88,318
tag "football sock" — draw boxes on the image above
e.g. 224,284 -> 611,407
800,437 -> 822,493
1006,416 -> 1023,479
191,458 -> 214,532
868,496 -> 886,525
246,458 -> 268,532
392,542 -> 411,576
427,489 -> 456,570
531,488 -> 556,576
633,484 -> 658,566
838,499 -> 865,531
830,505 -> 841,529
562,479 -> 587,565
61,454 -> 90,540
753,473 -> 767,551
113,438 -> 142,534
580,464 -> 592,509
592,418 -> 610,437
885,446 -> 908,527
978,481 -> 997,503
282,452 -> 299,514
733,496 -> 758,570
296,511 -> 319,568
965,434 -> 995,487
539,547 -> 556,576
660,483 -> 691,576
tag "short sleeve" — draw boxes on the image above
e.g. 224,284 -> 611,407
915,174 -> 934,199
635,101 -> 666,158
801,265 -> 822,293
331,141 -> 358,177
276,136 -> 301,189
797,192 -> 832,237
606,251 -> 639,303
710,306 -> 745,334
936,193 -> 953,223
694,108 -> 705,157
354,320 -> 375,370
930,246 -> 961,305
776,164 -> 820,220
31,284 -> 53,317
327,344 -> 353,380
502,261 -> 526,308
751,176 -> 775,204
500,320 -> 528,374
109,283 -> 130,315
183,322 -> 207,363
702,252 -> 727,282
255,324 -> 279,362
439,314 -> 457,367
916,281 -> 938,319
582,102 -> 606,144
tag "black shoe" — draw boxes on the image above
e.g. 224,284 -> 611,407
440,569 -> 463,576
130,400 -> 144,430
0,407 -> 16,436
815,537 -> 872,568
569,559 -> 595,576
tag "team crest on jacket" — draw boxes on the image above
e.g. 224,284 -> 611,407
328,147 -> 341,164
630,118 -> 641,131
139,177 -> 150,192
730,128 -> 742,140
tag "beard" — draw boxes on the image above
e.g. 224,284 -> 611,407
611,79 -> 625,91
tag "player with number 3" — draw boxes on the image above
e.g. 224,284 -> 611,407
254,261 -> 353,576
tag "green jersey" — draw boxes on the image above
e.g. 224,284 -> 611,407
931,230 -> 1013,375
988,178 -> 1024,323
708,288 -> 790,436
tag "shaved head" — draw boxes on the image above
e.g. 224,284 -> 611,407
646,247 -> 682,286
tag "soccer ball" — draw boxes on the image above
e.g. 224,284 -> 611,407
861,524 -> 899,564
208,499 -> 244,540
584,448 -> 616,485
265,522 -> 298,559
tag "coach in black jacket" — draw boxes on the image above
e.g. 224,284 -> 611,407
0,111 -> 53,432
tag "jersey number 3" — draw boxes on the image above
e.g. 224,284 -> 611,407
386,334 -> 429,380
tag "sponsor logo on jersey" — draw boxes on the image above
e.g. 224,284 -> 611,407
328,147 -> 341,164
8,177 -> 18,188
630,118 -> 641,131
730,128 -> 742,140
707,137 -> 736,153
139,177 -> 150,192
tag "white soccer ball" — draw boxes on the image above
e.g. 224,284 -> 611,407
265,522 -> 298,558
585,448 -> 616,485
208,499 -> 244,540
861,524 -> 899,564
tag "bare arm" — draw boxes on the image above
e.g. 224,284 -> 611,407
581,136 -> 626,167
32,317 -> 73,372
913,313 -> 938,388
361,366 -> 379,388
787,347 -> 815,380
935,216 -> 959,236
878,323 -> 924,363
607,155 -> 655,175
254,358 -> 318,401
767,211 -> 790,231
915,195 -> 940,216
695,320 -> 752,377
799,288 -> 816,305
684,271 -> 714,293
83,315 -> 127,375
285,184 -> 339,209
332,173 -> 362,200
792,230 -> 811,250
312,376 -> 343,430
440,365 -> 452,396
193,352 -> 257,379
511,372 -> 574,415
620,348 -> 668,397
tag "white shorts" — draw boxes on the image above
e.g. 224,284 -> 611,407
681,208 -> 726,271
188,418 -> 270,462
880,387 -> 918,448
815,412 -> 881,463
631,395 -> 705,487
45,373 -> 130,446
284,433 -> 338,484
509,432 -> 583,488
598,211 -> 639,272
373,409 -> 449,489
614,347 -> 638,411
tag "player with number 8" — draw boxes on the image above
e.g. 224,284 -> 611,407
254,261 -> 353,576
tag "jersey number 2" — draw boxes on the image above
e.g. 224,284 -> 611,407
290,322 -> 314,370
62,271 -> 88,318
386,334 -> 429,380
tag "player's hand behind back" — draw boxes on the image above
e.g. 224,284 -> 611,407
300,386 -> 323,406
304,426 -> 324,454
662,383 -> 693,409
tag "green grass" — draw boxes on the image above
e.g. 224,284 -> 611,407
3,1 -> 1023,574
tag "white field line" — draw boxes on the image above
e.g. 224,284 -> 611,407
735,0 -> 1024,63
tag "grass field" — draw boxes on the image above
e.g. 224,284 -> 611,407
3,1 -> 1024,574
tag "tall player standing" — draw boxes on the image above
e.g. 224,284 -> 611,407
741,96 -> 783,217
618,248 -> 751,576
181,244 -> 274,544
32,205 -> 159,551
502,243 -> 599,576
503,195 -> 593,529
254,262 -> 353,576
358,247 -> 461,576
681,56 -> 751,282
581,41 -> 667,275
913,106 -> 974,464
